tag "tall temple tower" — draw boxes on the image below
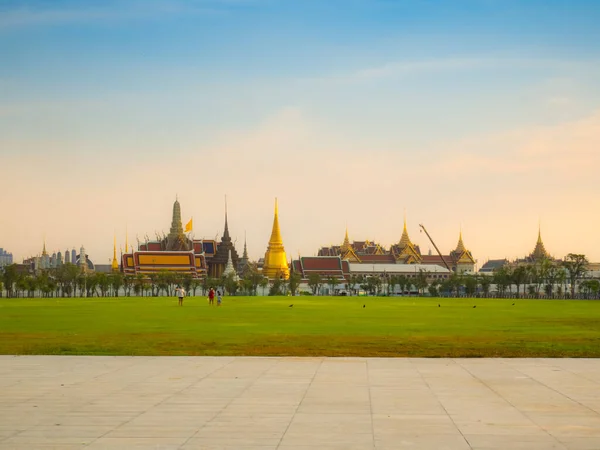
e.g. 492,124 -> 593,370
262,198 -> 289,279
210,199 -> 240,278
166,197 -> 191,251
392,216 -> 422,264
450,230 -> 476,273
111,235 -> 119,271
529,225 -> 550,261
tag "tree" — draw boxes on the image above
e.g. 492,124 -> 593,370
479,275 -> 492,297
415,270 -> 429,296
388,275 -> 398,296
2,264 -> 19,298
123,274 -> 133,296
259,277 -> 268,296
110,273 -> 124,297
97,273 -> 110,297
288,272 -> 302,296
133,274 -> 145,296
326,276 -> 338,296
511,265 -> 528,299
269,277 -> 283,296
223,273 -> 239,296
397,275 -> 408,296
307,273 -> 322,295
463,274 -> 477,297
348,274 -> 360,296
190,278 -> 201,296
562,253 -> 589,298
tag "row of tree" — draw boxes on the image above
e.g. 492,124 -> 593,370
0,254 -> 596,299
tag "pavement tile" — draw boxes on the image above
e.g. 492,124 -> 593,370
1,356 -> 600,450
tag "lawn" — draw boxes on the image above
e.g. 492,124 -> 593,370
1,296 -> 599,357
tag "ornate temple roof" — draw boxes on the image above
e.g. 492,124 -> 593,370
455,231 -> 466,254
530,227 -> 550,261
398,217 -> 413,249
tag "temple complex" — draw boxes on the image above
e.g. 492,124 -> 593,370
262,199 -> 290,279
316,218 -> 476,274
121,198 -> 206,278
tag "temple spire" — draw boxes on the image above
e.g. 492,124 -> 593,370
223,195 -> 231,241
399,213 -> 412,248
263,198 -> 289,279
242,231 -> 249,260
341,226 -> 350,251
530,223 -> 550,260
111,235 -> 119,271
42,238 -> 48,256
455,229 -> 466,254
268,198 -> 283,245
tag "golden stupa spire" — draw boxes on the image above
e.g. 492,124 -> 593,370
399,211 -> 412,248
268,198 -> 283,245
531,221 -> 549,260
42,237 -> 48,256
341,225 -> 350,251
111,234 -> 119,271
262,198 -> 289,279
455,228 -> 466,254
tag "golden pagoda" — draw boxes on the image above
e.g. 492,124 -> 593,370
392,216 -> 422,264
111,235 -> 119,271
262,198 -> 290,279
530,225 -> 550,261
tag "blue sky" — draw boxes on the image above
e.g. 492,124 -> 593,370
1,0 -> 600,264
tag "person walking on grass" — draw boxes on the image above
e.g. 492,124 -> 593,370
177,286 -> 186,306
217,290 -> 222,306
208,287 -> 215,306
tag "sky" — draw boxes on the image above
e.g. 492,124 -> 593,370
1,0 -> 600,267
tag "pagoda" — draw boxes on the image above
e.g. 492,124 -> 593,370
222,250 -> 239,281
262,198 -> 290,279
111,236 -> 119,271
390,217 -> 422,264
449,230 -> 476,272
209,201 -> 240,278
528,226 -> 550,261
166,198 -> 192,251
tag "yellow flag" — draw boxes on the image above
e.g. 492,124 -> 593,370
185,218 -> 193,233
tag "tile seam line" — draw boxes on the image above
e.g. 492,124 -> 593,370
275,356 -> 325,449
414,358 -> 473,450
178,356 -> 282,449
83,356 -> 235,448
4,355 -> 150,441
458,359 -> 565,447
366,359 -> 375,450
500,359 -> 600,417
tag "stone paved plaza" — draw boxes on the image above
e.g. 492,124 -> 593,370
1,357 -> 599,449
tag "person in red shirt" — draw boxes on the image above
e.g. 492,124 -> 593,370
208,288 -> 215,306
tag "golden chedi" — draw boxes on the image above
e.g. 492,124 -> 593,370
262,198 -> 290,279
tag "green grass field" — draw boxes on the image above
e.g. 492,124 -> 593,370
1,296 -> 599,357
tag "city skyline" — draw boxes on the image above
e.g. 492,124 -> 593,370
1,0 -> 600,264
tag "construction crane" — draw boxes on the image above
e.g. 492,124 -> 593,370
419,224 -> 451,271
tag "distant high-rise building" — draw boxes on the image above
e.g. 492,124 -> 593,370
0,248 -> 13,267
71,249 -> 76,265
65,249 -> 71,264
56,251 -> 63,266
